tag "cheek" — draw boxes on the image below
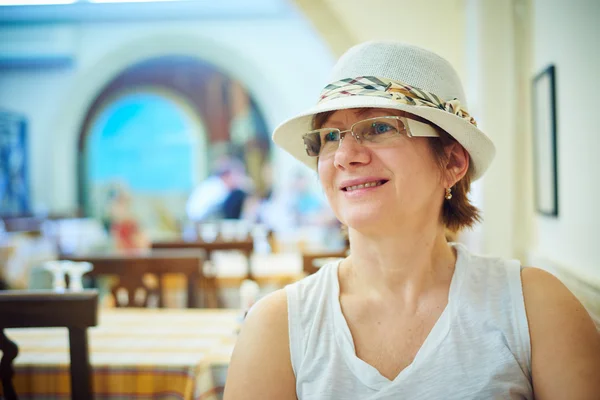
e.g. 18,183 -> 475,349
385,143 -> 439,189
406,140 -> 438,170
401,144 -> 443,195
317,159 -> 338,199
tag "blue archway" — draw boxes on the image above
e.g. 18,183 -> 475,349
87,91 -> 202,193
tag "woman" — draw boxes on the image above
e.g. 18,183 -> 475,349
224,41 -> 600,399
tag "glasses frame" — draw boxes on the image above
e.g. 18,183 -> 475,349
302,115 -> 440,158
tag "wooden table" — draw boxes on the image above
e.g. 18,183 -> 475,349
152,238 -> 254,279
1,308 -> 239,400
61,249 -> 204,308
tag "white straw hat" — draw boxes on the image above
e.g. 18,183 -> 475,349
272,41 -> 495,181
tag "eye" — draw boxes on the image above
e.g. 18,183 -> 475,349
372,122 -> 394,134
324,130 -> 340,142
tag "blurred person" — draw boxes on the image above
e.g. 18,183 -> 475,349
185,169 -> 229,222
240,161 -> 273,223
287,171 -> 341,251
106,187 -> 148,251
186,157 -> 250,222
246,165 -> 335,234
222,172 -> 249,220
258,158 -> 274,201
225,42 -> 600,399
290,172 -> 323,225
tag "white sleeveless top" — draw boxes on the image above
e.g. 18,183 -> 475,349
285,243 -> 533,399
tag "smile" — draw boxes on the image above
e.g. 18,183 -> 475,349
342,180 -> 387,192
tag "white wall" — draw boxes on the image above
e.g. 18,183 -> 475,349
0,8 -> 334,213
527,0 -> 600,323
530,0 -> 600,281
463,0 -> 527,259
0,67 -> 75,215
322,0 -> 467,81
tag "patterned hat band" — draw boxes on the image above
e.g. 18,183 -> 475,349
318,76 -> 478,127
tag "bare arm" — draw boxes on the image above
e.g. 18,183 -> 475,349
223,289 -> 297,400
522,267 -> 600,399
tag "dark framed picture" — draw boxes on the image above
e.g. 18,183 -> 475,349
532,65 -> 558,217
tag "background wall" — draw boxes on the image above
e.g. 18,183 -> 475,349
0,3 -> 334,215
528,0 -> 600,319
296,0 -> 467,84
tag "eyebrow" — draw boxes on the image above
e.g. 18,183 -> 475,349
356,108 -> 376,118
323,108 -> 384,128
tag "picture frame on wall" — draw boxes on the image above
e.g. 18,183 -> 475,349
0,111 -> 30,215
532,65 -> 559,217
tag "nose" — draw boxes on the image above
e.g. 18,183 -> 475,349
333,130 -> 371,170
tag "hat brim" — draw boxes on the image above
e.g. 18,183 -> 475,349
272,95 -> 495,181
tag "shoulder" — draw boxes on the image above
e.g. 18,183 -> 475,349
520,267 -> 596,329
521,267 -> 600,399
455,245 -> 522,306
224,289 -> 296,399
247,287 -> 289,322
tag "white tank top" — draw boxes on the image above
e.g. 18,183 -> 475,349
285,243 -> 533,399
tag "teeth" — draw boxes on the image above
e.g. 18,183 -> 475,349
345,181 -> 383,191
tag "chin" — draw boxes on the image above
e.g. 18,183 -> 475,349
339,208 -> 389,233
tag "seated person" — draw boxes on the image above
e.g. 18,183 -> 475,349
224,41 -> 600,399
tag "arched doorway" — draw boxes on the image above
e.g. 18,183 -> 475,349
78,55 -> 270,237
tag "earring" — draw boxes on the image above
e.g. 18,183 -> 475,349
445,187 -> 453,200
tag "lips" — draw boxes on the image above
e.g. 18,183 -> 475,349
340,179 -> 389,192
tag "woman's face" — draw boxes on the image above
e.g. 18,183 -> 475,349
317,108 -> 444,235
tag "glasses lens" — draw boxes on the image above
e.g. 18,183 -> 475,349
303,132 -> 321,157
353,117 -> 404,142
303,128 -> 341,157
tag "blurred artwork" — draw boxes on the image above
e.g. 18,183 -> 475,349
0,111 -> 30,215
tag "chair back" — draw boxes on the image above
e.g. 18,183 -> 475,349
152,237 -> 254,279
0,290 -> 98,400
62,250 -> 202,308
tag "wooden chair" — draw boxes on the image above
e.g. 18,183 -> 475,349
152,239 -> 253,308
0,290 -> 98,400
302,249 -> 349,276
62,249 -> 205,308
152,237 -> 254,278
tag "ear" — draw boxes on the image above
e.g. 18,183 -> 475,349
443,143 -> 469,187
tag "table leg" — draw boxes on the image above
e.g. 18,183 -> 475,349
69,327 -> 93,399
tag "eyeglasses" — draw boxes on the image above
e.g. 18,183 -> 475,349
302,115 -> 440,158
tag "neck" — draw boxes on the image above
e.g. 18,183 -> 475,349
343,222 -> 456,306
